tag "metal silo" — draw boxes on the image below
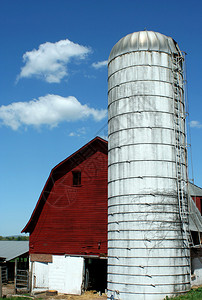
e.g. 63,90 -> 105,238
108,31 -> 191,300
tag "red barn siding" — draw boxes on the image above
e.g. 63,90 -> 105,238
23,138 -> 108,257
192,196 -> 202,215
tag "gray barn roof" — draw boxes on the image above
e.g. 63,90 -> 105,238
0,241 -> 29,261
189,197 -> 202,232
189,182 -> 202,197
188,182 -> 202,232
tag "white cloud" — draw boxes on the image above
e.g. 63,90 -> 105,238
17,39 -> 91,83
69,132 -> 76,136
69,127 -> 87,137
190,120 -> 202,128
0,95 -> 107,130
92,60 -> 108,69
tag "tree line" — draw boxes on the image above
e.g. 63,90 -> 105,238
0,235 -> 29,241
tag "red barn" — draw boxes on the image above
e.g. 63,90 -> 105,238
190,183 -> 202,215
22,137 -> 108,294
22,136 -> 202,293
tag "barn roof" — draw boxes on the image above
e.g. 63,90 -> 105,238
0,241 -> 29,261
22,136 -> 108,233
189,182 -> 202,197
189,197 -> 202,232
189,182 -> 202,232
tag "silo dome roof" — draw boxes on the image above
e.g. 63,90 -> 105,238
109,31 -> 181,62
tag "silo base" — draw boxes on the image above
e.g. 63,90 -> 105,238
107,286 -> 191,300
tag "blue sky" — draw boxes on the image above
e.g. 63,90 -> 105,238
0,0 -> 202,236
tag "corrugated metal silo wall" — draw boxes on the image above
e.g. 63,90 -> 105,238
108,40 -> 191,299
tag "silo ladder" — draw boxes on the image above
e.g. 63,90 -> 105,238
171,53 -> 194,248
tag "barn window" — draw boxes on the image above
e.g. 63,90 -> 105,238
72,171 -> 81,186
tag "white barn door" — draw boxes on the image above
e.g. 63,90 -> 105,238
34,262 -> 49,288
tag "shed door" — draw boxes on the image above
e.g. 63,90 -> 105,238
34,262 -> 49,288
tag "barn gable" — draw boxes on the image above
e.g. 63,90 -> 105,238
22,136 -> 108,257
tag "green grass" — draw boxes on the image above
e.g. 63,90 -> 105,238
164,287 -> 202,299
1,288 -> 202,300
